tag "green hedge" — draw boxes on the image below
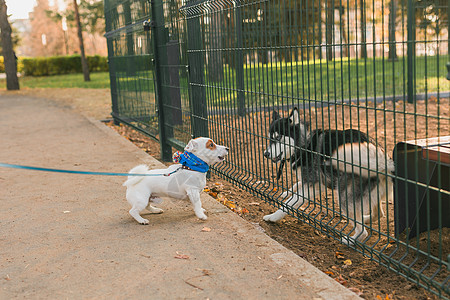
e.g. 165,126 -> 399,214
10,55 -> 109,76
0,56 -> 24,73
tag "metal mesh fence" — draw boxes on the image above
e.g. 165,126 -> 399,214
104,0 -> 449,297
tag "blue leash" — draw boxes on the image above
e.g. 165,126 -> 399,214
0,163 -> 180,177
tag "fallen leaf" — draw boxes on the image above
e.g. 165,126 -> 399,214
223,200 -> 236,209
174,252 -> 190,259
195,268 -> 213,276
343,259 -> 352,266
201,227 -> 211,232
349,287 -> 363,296
324,271 -> 334,276
241,208 -> 249,214
209,192 -> 218,198
203,188 -> 210,192
335,274 -> 348,286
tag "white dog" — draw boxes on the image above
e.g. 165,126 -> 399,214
123,137 -> 229,224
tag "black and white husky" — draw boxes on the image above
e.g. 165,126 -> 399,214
263,107 -> 394,245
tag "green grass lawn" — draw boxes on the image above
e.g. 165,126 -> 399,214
0,72 -> 111,89
1,54 -> 448,108
210,54 -> 450,106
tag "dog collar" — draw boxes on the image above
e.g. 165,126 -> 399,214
178,151 -> 209,173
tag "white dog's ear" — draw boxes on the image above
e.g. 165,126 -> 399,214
289,107 -> 300,125
184,139 -> 198,152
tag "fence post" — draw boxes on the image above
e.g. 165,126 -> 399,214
186,14 -> 208,138
151,0 -> 173,161
234,0 -> 245,116
104,3 -> 120,125
406,0 -> 415,103
123,1 -> 136,77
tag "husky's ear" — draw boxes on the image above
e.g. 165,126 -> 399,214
289,107 -> 300,125
184,139 -> 198,152
272,110 -> 280,122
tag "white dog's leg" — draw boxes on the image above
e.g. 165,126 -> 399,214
129,205 -> 150,225
147,204 -> 164,214
127,189 -> 151,225
264,183 -> 318,223
187,189 -> 207,220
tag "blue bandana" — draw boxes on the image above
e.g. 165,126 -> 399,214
178,151 -> 209,173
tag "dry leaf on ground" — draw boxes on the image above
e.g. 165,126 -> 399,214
174,252 -> 190,259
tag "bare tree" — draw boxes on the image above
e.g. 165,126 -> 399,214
388,0 -> 398,60
360,0 -> 367,58
73,0 -> 90,81
326,0 -> 334,60
0,0 -> 19,90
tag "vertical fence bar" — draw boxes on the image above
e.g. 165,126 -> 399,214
124,0 -> 135,77
104,1 -> 120,125
406,0 -> 415,103
151,0 -> 173,161
234,0 -> 245,116
186,11 -> 209,138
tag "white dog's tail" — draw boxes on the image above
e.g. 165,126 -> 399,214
123,165 -> 149,187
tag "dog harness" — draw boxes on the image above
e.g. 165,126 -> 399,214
174,151 -> 209,173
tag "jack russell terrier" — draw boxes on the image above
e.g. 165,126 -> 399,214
123,137 -> 229,224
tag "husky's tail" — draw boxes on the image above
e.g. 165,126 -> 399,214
123,165 -> 149,187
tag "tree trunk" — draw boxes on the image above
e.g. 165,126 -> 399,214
0,0 -> 19,90
388,0 -> 398,61
326,0 -> 334,61
73,0 -> 90,81
340,7 -> 349,57
360,0 -> 367,58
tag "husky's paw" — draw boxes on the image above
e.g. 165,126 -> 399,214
341,236 -> 356,246
263,210 -> 286,222
341,230 -> 368,246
